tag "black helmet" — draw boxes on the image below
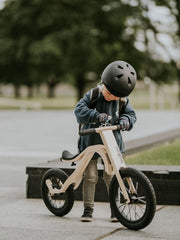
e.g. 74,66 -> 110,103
101,60 -> 137,97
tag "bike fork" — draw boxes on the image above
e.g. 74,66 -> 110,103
115,171 -> 136,204
115,170 -> 130,204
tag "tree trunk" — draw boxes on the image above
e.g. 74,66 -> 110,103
14,85 -> 21,98
175,0 -> 180,106
76,75 -> 86,101
172,61 -> 180,107
178,68 -> 180,107
28,85 -> 33,98
48,84 -> 55,98
47,75 -> 59,98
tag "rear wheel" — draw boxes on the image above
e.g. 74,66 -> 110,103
109,168 -> 156,230
41,168 -> 74,216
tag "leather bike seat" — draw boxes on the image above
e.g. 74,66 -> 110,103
60,150 -> 79,161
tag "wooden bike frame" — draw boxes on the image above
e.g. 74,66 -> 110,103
46,125 -> 137,203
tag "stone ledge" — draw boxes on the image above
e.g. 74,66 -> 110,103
26,160 -> 180,205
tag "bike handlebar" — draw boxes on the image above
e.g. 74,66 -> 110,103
79,125 -> 121,136
79,128 -> 96,136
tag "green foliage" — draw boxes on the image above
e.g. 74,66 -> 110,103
0,0 -> 178,99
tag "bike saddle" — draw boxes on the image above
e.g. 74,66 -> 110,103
60,150 -> 79,161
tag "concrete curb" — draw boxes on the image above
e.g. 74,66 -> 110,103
26,162 -> 180,205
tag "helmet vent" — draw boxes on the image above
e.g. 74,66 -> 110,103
118,65 -> 124,69
128,77 -> 132,86
117,74 -> 123,79
131,72 -> 135,75
126,64 -> 129,67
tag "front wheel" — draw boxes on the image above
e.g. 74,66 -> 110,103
41,168 -> 74,216
109,167 -> 156,230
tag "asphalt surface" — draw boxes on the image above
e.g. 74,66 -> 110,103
0,109 -> 180,160
0,198 -> 180,240
0,110 -> 180,240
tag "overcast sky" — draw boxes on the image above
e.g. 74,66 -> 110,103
0,0 -> 4,10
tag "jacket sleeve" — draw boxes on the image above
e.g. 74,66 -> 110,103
74,91 -> 99,124
119,98 -> 137,130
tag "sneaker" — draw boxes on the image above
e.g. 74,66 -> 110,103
81,207 -> 93,222
110,214 -> 118,222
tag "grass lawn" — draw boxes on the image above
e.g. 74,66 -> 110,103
125,139 -> 180,165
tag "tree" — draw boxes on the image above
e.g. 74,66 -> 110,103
0,0 -> 178,101
0,1 -> 37,97
151,0 -> 180,103
0,0 -> 66,98
66,0 -> 177,99
61,0 -> 146,99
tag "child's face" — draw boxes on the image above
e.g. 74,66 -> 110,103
102,86 -> 120,101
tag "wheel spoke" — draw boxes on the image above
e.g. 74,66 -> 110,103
135,182 -> 138,192
126,205 -> 132,220
110,168 -> 156,229
137,197 -> 146,204
42,169 -> 74,217
137,204 -> 146,214
114,176 -> 148,221
134,205 -> 140,220
46,176 -> 66,208
119,203 -> 127,212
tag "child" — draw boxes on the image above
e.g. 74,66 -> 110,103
74,60 -> 137,222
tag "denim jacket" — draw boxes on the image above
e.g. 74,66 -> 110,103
74,89 -> 136,155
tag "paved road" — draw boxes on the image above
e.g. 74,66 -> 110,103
0,110 -> 180,161
0,195 -> 180,240
0,110 -> 180,240
0,154 -> 180,240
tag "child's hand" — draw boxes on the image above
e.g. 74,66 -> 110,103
97,113 -> 109,123
119,119 -> 130,131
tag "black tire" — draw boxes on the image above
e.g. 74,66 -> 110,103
109,167 -> 156,230
41,168 -> 74,216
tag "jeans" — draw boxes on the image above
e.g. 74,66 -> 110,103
83,159 -> 112,208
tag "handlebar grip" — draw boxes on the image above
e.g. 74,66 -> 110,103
79,128 -> 96,136
79,124 -> 121,136
116,125 -> 121,131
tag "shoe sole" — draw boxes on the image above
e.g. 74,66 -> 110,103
111,218 -> 119,222
81,217 -> 93,222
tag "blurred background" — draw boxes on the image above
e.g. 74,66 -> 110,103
0,2 -> 180,235
0,0 -> 179,110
